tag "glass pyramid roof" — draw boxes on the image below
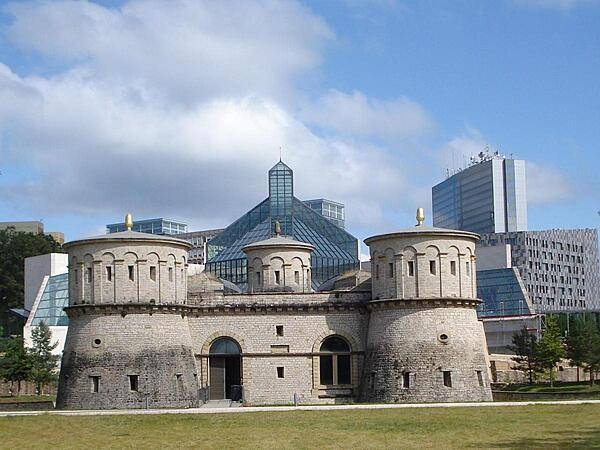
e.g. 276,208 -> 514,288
206,161 -> 359,289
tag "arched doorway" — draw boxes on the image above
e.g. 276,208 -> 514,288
209,337 -> 242,400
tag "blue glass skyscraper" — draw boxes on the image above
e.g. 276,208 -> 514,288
432,153 -> 528,235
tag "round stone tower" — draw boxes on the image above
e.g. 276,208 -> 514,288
361,208 -> 492,403
56,214 -> 199,409
242,223 -> 313,293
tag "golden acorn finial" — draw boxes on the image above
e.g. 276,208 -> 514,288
416,207 -> 425,226
274,220 -> 282,236
125,213 -> 133,231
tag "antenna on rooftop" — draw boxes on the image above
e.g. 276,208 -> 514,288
279,146 -> 282,162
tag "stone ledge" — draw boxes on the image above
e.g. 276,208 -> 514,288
368,297 -> 482,310
194,352 -> 364,357
64,301 -> 368,318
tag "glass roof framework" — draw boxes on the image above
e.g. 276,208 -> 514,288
31,273 -> 69,327
206,162 -> 359,290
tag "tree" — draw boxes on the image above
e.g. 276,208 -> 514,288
509,326 -> 539,384
0,325 -> 5,352
28,321 -> 59,395
0,229 -> 63,336
536,316 -> 566,387
0,335 -> 31,395
567,319 -> 600,386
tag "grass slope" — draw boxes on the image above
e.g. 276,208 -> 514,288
2,404 -> 600,449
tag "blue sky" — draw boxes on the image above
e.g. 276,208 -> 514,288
0,0 -> 598,246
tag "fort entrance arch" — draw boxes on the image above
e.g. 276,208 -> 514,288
209,337 -> 242,400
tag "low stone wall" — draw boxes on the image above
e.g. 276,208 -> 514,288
0,381 -> 57,396
492,390 -> 600,401
0,401 -> 55,411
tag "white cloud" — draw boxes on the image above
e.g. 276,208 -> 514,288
0,0 -> 432,238
435,127 -> 491,173
3,0 -> 333,104
0,64 -> 407,232
299,89 -> 433,141
526,162 -> 572,204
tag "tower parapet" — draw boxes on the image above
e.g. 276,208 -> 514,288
365,216 -> 478,301
242,224 -> 313,293
64,228 -> 191,306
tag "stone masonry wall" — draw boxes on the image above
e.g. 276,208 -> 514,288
362,303 -> 492,403
188,309 -> 369,405
56,311 -> 198,409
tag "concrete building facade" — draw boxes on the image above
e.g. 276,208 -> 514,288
477,228 -> 600,314
56,211 -> 492,409
0,220 -> 65,244
178,229 -> 224,265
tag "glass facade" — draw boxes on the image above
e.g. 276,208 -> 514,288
31,273 -> 69,326
476,268 -> 532,317
432,157 -> 527,235
106,218 -> 187,235
269,162 -> 294,236
206,161 -> 359,290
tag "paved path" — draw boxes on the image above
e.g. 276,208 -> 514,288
1,400 -> 599,417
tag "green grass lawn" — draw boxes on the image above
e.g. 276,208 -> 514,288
2,404 -> 600,449
0,395 -> 55,404
499,381 -> 600,393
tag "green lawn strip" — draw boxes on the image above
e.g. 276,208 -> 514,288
499,382 -> 600,393
0,395 -> 55,404
1,404 -> 600,449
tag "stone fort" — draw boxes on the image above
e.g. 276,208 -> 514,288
56,209 -> 493,409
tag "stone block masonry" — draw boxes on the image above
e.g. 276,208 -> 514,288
361,302 -> 492,403
57,310 -> 198,410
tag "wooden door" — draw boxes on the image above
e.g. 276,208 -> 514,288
209,357 -> 225,400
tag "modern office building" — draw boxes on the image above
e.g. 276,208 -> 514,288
0,220 -> 44,234
0,220 -> 65,244
303,199 -> 345,229
22,253 -> 69,357
206,161 -> 359,289
476,229 -> 600,316
106,218 -> 187,235
432,152 -> 527,235
178,228 -> 224,265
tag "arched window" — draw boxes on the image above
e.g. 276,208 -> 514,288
209,337 -> 241,355
319,336 -> 351,385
